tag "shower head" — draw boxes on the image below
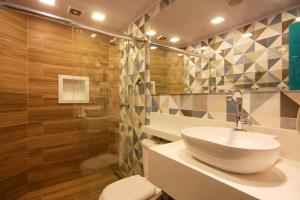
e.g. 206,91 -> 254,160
109,38 -> 118,45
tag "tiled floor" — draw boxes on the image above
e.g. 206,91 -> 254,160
24,167 -> 119,200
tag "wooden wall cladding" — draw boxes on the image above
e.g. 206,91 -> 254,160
150,48 -> 168,94
0,7 -> 120,199
165,52 -> 185,94
27,15 -> 119,192
0,8 -> 28,200
150,48 -> 185,94
107,45 -> 120,154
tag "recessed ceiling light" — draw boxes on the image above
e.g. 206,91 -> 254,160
150,46 -> 157,50
157,35 -> 167,40
39,0 -> 55,6
242,32 -> 253,38
177,53 -> 183,56
199,46 -> 208,50
68,6 -> 82,16
146,30 -> 157,37
170,37 -> 180,43
216,50 -> 222,54
296,17 -> 300,22
91,12 -> 106,21
91,33 -> 97,38
210,17 -> 225,24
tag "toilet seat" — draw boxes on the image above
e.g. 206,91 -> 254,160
100,175 -> 161,200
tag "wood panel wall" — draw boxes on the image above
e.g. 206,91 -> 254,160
107,44 -> 120,154
150,48 -> 185,94
27,15 -> 81,192
150,48 -> 168,94
165,52 -> 185,94
0,9 -> 28,200
0,8 -> 120,199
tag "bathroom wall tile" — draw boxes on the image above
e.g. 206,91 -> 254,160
27,122 -> 43,137
193,94 -> 207,111
119,0 -> 174,175
207,94 -> 226,113
181,109 -> 193,117
280,91 -> 300,118
0,8 -> 28,199
192,110 -> 207,118
283,91 -> 300,106
154,90 -> 300,130
26,15 -> 120,192
226,113 -> 236,122
169,95 -> 180,109
281,117 -> 297,130
152,96 -> 160,112
151,7 -> 300,131
169,108 -> 180,115
226,101 -> 236,114
250,92 -> 280,128
242,92 -> 251,115
280,92 -> 300,118
208,112 -> 226,121
159,95 -> 169,113
28,94 -> 43,107
180,94 -> 194,110
122,3 -> 300,179
185,7 -> 299,93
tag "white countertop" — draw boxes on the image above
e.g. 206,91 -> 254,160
150,141 -> 300,200
141,125 -> 181,141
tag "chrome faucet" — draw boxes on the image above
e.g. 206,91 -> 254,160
226,89 -> 250,131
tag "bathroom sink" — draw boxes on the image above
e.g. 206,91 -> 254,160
181,127 -> 280,174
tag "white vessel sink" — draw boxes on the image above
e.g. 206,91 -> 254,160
181,127 -> 281,174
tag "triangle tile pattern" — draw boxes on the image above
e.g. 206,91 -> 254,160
153,91 -> 300,131
119,0 -> 175,177
119,38 -> 149,177
185,7 -> 299,93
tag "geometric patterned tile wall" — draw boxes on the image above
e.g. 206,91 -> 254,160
119,0 -> 176,177
152,91 -> 300,130
184,7 -> 300,93
119,39 -> 148,177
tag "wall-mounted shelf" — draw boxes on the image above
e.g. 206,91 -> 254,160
58,75 -> 89,104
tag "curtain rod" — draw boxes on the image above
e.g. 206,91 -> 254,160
0,1 -> 202,57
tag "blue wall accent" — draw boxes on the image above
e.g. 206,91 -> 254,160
289,22 -> 300,90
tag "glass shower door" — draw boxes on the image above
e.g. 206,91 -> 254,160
72,27 -> 120,199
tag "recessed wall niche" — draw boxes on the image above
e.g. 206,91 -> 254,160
58,75 -> 89,103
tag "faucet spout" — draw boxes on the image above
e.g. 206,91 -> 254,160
226,89 -> 249,131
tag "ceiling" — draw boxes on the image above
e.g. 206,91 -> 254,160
7,0 -> 158,34
147,0 -> 300,47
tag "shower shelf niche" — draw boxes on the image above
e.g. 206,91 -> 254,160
58,75 -> 89,103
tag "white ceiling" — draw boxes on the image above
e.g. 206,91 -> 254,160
5,0 -> 300,47
8,0 -> 158,34
147,0 -> 300,47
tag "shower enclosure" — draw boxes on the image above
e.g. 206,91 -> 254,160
0,5 -> 149,199
74,28 -> 120,199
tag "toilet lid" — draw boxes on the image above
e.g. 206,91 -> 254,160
101,175 -> 156,200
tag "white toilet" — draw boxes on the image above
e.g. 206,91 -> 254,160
99,139 -> 163,200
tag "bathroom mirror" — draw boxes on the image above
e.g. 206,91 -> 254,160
149,45 -> 186,95
146,0 -> 300,95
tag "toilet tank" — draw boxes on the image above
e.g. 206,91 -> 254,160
141,139 -> 160,178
